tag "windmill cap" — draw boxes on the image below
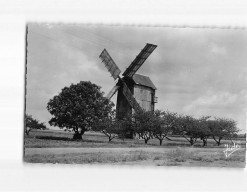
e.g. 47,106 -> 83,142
132,74 -> 157,90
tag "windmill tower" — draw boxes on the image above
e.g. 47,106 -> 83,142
99,43 -> 158,119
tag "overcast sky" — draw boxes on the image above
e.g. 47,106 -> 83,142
26,23 -> 247,132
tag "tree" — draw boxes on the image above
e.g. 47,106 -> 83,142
47,81 -> 114,139
133,111 -> 156,144
208,117 -> 239,146
25,114 -> 47,135
198,116 -> 212,147
93,110 -> 122,142
174,115 -> 201,146
153,110 -> 177,146
117,113 -> 134,140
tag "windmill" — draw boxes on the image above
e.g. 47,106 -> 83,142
99,43 -> 158,119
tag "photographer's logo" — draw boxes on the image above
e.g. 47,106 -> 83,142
223,142 -> 241,158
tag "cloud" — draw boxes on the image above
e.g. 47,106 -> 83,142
183,91 -> 238,110
210,42 -> 227,55
182,90 -> 247,130
26,24 -> 247,132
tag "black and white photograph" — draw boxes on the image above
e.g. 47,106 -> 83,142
2,0 -> 247,192
24,24 -> 246,168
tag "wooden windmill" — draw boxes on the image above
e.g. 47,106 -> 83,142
99,43 -> 158,119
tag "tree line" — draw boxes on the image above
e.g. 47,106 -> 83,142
94,110 -> 239,146
36,80 -> 239,146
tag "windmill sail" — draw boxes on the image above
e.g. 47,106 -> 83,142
122,82 -> 142,113
99,49 -> 121,80
122,43 -> 157,78
106,85 -> 120,99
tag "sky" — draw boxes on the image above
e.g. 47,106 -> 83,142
26,23 -> 247,132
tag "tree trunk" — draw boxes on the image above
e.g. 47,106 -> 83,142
202,137 -> 207,147
73,127 -> 83,140
217,138 -> 222,146
213,136 -> 222,146
189,137 -> 197,146
25,128 -> 31,135
80,127 -> 86,136
190,138 -> 194,146
73,132 -> 82,140
144,139 -> 149,144
159,139 -> 163,146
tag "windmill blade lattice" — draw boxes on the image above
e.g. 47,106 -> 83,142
99,43 -> 157,117
122,43 -> 157,78
99,49 -> 121,80
106,85 -> 120,99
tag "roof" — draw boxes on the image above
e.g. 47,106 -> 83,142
132,74 -> 157,90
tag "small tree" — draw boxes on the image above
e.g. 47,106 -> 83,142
133,111 -> 156,144
198,116 -> 212,147
175,115 -> 201,146
153,110 -> 177,146
47,81 -> 114,139
209,117 -> 238,146
117,114 -> 134,140
93,110 -> 122,142
25,114 -> 46,135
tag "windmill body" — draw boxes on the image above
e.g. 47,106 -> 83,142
116,74 -> 157,119
99,43 -> 158,119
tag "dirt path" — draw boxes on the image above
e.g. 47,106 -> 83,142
25,147 -> 170,155
24,147 -> 224,156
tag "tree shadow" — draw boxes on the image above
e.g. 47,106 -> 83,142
35,136 -> 74,141
35,135 -> 106,143
82,139 -> 112,144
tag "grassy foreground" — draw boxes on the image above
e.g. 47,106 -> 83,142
24,130 -> 246,167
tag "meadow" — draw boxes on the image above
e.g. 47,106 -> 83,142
24,130 -> 246,167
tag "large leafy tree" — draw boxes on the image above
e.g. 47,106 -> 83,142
25,114 -> 47,135
47,81 -> 114,139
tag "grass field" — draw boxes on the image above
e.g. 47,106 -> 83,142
24,130 -> 246,167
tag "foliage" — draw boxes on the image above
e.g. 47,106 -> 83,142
208,117 -> 239,146
46,81 -> 240,146
47,81 -> 114,139
152,110 -> 178,145
25,114 -> 46,135
172,114 -> 239,146
173,115 -> 202,146
132,111 -> 156,144
93,110 -> 124,142
117,113 -> 134,140
197,116 -> 212,147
